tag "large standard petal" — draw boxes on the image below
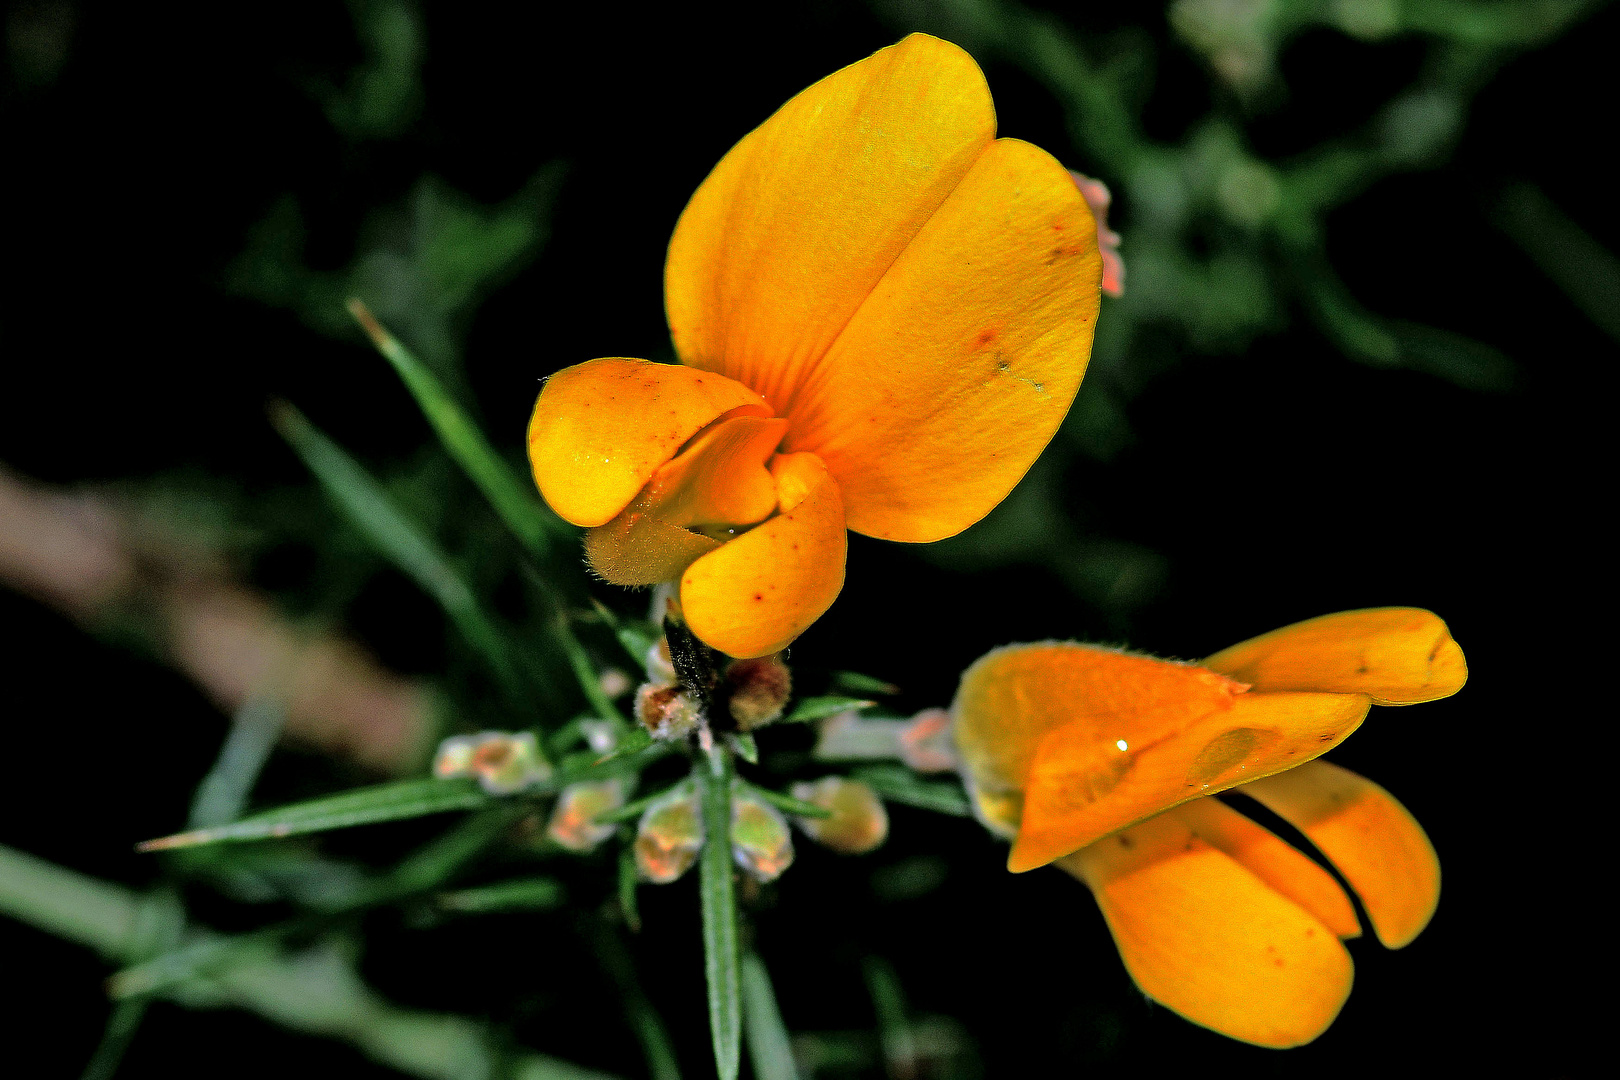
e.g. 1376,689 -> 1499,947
527,358 -> 766,527
1057,811 -> 1353,1049
785,136 -> 1101,541
1242,760 -> 1440,948
680,452 -> 846,658
951,644 -> 1245,838
1174,798 -> 1360,939
1010,688 -> 1371,872
1203,608 -> 1466,705
665,34 -> 996,413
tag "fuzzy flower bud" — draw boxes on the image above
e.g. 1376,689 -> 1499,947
635,786 -> 704,884
730,783 -> 794,882
790,777 -> 889,854
635,682 -> 702,741
546,779 -> 626,852
722,653 -> 792,730
433,731 -> 551,795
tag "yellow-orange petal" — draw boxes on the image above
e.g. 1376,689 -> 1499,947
680,452 -> 846,658
1010,688 -> 1371,872
785,136 -> 1100,541
527,358 -> 767,527
1173,798 -> 1360,939
952,643 -> 1243,839
666,34 -> 996,414
1057,811 -> 1353,1049
583,502 -> 721,587
1203,608 -> 1466,705
582,410 -> 788,586
643,411 -> 788,530
1241,760 -> 1439,948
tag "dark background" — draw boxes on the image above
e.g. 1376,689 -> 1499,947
2,0 -> 1605,1075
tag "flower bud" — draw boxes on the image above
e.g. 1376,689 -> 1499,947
433,731 -> 551,794
635,681 -> 702,741
899,708 -> 958,773
634,786 -> 704,884
598,667 -> 632,700
721,653 -> 792,730
577,719 -> 619,755
730,784 -> 794,882
546,779 -> 626,852
1068,171 -> 1124,298
645,636 -> 677,684
790,777 -> 889,854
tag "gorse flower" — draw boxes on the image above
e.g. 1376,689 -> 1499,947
528,34 -> 1103,657
951,608 -> 1466,1047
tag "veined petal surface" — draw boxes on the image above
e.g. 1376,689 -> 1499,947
528,358 -> 766,527
665,34 -> 996,413
680,452 -> 846,658
787,136 -> 1100,541
1058,811 -> 1353,1049
1011,688 -> 1371,872
1203,608 -> 1466,704
1242,760 -> 1440,948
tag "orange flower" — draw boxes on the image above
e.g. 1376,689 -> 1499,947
951,608 -> 1466,1047
528,35 -> 1103,657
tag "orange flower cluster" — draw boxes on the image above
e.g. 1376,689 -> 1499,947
528,35 -> 1103,657
952,608 -> 1465,1047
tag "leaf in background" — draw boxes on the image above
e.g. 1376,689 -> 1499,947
742,952 -> 801,1080
320,0 -> 423,140
187,697 -> 284,829
231,167 -> 565,383
729,732 -> 759,764
137,778 -> 490,852
592,919 -> 680,1080
616,842 -> 642,934
738,783 -> 832,821
780,696 -> 875,725
590,598 -> 662,670
1495,180 -> 1620,343
349,299 -> 568,559
438,876 -> 566,913
863,956 -> 917,1080
272,402 -> 547,710
829,671 -> 900,697
851,766 -> 972,818
699,749 -> 742,1080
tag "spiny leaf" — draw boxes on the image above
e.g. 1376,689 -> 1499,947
138,778 -> 490,852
